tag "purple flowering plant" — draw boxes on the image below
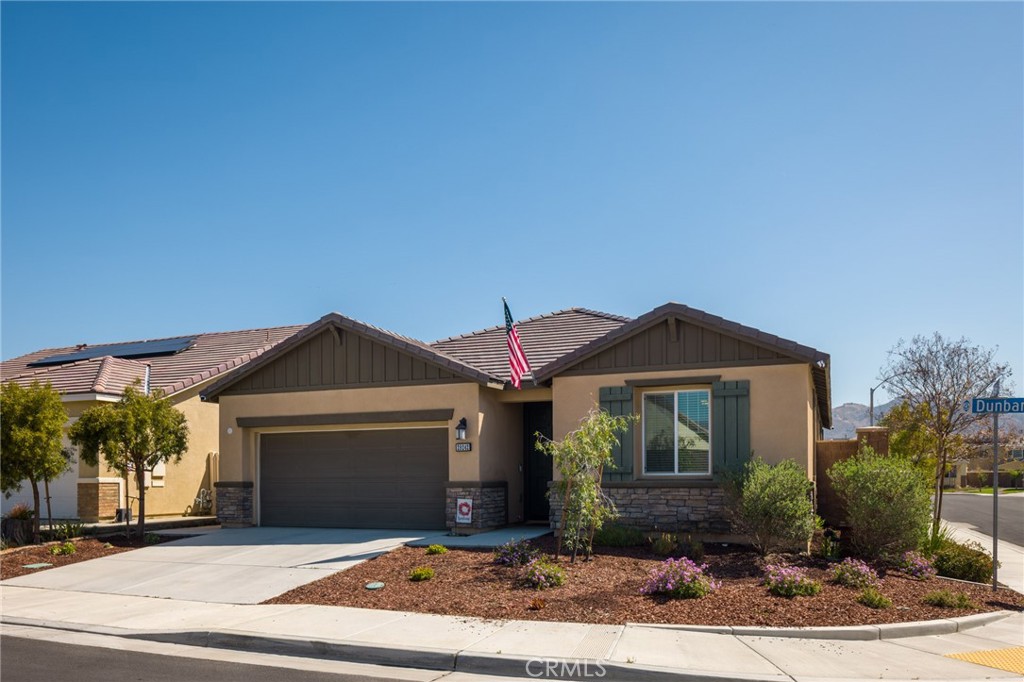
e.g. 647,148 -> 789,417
640,557 -> 720,599
829,557 -> 880,588
899,551 -> 937,580
763,563 -> 822,598
522,557 -> 566,589
494,539 -> 539,566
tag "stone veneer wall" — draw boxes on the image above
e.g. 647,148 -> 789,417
446,482 -> 507,531
77,481 -> 120,522
214,481 -> 254,527
549,483 -> 731,535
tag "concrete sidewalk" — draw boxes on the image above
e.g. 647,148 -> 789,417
2,585 -> 1021,681
945,522 -> 1024,594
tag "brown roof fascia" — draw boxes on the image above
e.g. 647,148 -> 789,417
200,313 -> 502,402
533,302 -> 831,382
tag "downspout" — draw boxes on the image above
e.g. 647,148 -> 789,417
144,363 -> 152,396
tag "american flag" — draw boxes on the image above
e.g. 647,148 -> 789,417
504,298 -> 531,390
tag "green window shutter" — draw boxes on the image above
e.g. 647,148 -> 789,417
712,380 -> 751,476
599,386 -> 634,482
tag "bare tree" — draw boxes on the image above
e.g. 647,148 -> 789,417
880,333 -> 1012,537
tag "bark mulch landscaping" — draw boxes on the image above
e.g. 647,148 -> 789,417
0,535 -> 177,580
265,536 -> 1024,627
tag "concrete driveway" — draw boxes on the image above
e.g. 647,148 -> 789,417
1,527 -> 448,604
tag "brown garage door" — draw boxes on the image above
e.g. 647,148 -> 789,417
259,429 -> 447,529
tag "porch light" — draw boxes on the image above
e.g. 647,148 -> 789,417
455,418 -> 467,441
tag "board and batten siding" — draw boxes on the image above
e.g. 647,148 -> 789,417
220,328 -> 462,395
563,318 -> 792,375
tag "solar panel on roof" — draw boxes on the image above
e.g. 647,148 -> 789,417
29,337 -> 196,367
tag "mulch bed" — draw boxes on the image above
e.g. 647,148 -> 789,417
265,536 -> 1024,627
0,535 -> 176,580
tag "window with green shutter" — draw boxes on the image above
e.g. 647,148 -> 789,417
711,380 -> 751,475
599,386 -> 634,482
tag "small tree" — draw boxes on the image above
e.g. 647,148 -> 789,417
69,382 -> 189,539
537,407 -> 633,562
828,444 -> 932,560
879,333 -> 1011,537
880,401 -> 941,476
725,457 -> 817,555
1,381 -> 71,543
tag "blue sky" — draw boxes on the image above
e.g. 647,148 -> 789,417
2,2 -> 1021,409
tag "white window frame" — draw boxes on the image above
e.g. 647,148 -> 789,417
641,388 -> 712,476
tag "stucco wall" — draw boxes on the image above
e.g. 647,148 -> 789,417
551,363 -> 815,475
478,390 -> 524,523
215,382 -> 483,488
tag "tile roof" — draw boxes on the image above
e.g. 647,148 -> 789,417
430,308 -> 630,382
1,325 -> 305,398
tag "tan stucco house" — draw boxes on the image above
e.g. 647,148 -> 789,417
1,325 -> 303,521
201,303 -> 832,535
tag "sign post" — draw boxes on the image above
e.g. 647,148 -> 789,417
964,389 -> 1023,591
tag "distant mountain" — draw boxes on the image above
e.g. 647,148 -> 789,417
826,400 -> 1024,441
826,400 -> 897,440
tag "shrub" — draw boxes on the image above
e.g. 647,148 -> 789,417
522,557 -> 566,589
592,524 -> 645,547
49,541 -> 76,556
683,535 -> 705,562
493,539 -> 539,566
144,533 -> 161,545
727,457 -> 816,555
53,521 -> 85,542
650,533 -> 678,557
828,444 -> 931,559
899,551 -> 937,580
764,564 -> 822,598
933,540 -> 997,583
923,589 -> 976,609
409,566 -> 435,582
4,503 -> 33,520
425,544 -> 448,555
858,587 -> 892,609
640,557 -> 720,599
830,558 -> 880,588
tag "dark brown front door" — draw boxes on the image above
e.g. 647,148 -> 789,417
259,429 -> 447,529
523,402 -> 553,522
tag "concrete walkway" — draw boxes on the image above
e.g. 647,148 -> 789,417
1,584 -> 1021,681
945,522 -> 1024,594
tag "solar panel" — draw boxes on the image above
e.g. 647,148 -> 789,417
29,337 -> 196,367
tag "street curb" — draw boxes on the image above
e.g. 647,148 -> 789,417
626,610 -> 1013,641
1,610 -> 1015,682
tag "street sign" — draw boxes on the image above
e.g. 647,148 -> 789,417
964,397 -> 1024,414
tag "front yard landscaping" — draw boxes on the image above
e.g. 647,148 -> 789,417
264,535 -> 1024,627
0,535 -> 176,580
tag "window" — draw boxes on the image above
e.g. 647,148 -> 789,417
642,389 -> 711,475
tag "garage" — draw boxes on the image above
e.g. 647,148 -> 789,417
259,428 -> 448,529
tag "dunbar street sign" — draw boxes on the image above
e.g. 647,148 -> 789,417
965,397 -> 1024,414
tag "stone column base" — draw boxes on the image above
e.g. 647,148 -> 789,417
77,480 -> 120,522
214,481 -> 254,527
445,481 -> 507,532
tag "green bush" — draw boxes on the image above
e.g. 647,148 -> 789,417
650,533 -> 678,557
857,587 -> 892,609
49,541 -> 76,556
522,557 -> 566,589
409,566 -> 435,582
425,544 -> 448,555
592,524 -> 645,547
933,540 -> 997,583
922,589 -> 976,609
828,445 -> 931,560
727,457 -> 816,555
764,564 -> 822,598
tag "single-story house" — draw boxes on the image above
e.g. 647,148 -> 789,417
0,325 -> 303,521
200,302 -> 831,535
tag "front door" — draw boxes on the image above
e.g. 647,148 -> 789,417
523,402 -> 553,522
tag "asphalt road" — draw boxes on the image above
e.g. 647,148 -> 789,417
0,635 -> 422,682
941,493 -> 1024,545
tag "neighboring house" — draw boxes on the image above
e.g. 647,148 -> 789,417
201,302 -> 832,536
1,325 -> 303,521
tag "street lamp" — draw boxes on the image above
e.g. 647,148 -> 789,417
869,373 -> 906,426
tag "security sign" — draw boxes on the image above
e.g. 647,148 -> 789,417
456,498 -> 473,524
